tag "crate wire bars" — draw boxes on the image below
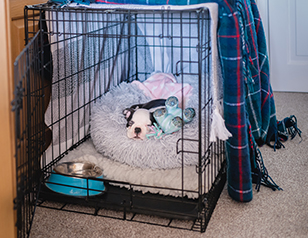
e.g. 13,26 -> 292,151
13,3 -> 226,236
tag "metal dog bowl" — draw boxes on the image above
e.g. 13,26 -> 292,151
46,162 -> 105,196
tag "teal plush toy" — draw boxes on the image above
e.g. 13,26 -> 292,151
153,96 -> 195,135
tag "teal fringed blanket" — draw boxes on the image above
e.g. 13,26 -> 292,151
52,0 -> 285,202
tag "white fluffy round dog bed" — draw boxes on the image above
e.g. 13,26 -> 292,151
90,78 -> 201,169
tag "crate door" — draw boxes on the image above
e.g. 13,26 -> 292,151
12,30 -> 50,238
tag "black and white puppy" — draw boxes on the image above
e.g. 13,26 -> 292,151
123,99 -> 166,140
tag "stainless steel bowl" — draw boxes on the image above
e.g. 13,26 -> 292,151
54,162 -> 103,178
46,162 -> 105,196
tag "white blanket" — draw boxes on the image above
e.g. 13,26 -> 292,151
60,139 -> 217,199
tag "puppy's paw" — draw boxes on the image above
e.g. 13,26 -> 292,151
123,108 -> 134,119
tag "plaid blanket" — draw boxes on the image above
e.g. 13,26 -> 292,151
52,0 -> 283,202
216,0 -> 282,202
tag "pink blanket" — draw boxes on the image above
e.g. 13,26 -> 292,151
132,73 -> 193,107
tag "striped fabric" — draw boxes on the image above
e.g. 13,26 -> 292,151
52,0 -> 281,202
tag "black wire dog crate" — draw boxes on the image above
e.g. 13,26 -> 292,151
13,2 -> 226,237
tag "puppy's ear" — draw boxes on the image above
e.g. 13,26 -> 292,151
130,103 -> 142,110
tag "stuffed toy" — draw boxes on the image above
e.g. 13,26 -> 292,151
152,96 -> 195,135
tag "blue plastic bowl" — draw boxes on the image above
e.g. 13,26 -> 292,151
46,162 -> 105,196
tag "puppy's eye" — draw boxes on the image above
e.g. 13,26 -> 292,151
128,121 -> 134,127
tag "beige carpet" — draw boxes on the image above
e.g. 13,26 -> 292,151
29,92 -> 308,238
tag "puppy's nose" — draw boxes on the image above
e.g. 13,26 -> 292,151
135,127 -> 141,135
